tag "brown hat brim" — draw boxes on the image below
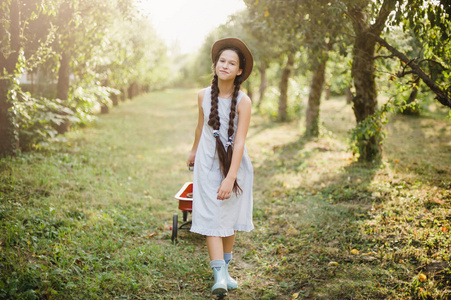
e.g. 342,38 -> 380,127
211,37 -> 254,82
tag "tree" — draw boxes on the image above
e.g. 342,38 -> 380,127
300,1 -> 348,136
0,0 -> 57,156
237,12 -> 280,109
0,0 -> 20,156
342,0 -> 397,161
245,0 -> 450,160
278,53 -> 295,121
305,51 -> 328,136
245,0 -> 302,121
383,0 -> 451,109
0,0 -> 169,155
344,0 -> 451,161
245,0 -> 349,128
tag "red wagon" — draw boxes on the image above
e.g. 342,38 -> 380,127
172,181 -> 193,241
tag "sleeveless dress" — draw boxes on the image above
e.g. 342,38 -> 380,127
190,86 -> 254,237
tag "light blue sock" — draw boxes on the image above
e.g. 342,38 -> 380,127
224,253 -> 232,265
210,259 -> 225,271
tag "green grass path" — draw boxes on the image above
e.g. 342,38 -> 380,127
1,89 -> 450,299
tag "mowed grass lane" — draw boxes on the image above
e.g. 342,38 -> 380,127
1,89 -> 450,299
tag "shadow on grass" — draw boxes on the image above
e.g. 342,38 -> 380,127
384,113 -> 451,188
245,131 -> 401,299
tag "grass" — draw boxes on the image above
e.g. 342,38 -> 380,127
0,89 -> 450,299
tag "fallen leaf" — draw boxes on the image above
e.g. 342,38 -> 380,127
442,226 -> 448,232
328,261 -> 339,266
350,249 -> 359,255
147,232 -> 158,238
418,273 -> 427,282
291,292 -> 299,299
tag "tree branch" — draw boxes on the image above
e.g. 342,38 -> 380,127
417,58 -> 450,71
374,54 -> 396,59
371,0 -> 397,36
372,34 -> 451,108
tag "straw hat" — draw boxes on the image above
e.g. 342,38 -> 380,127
211,37 -> 254,82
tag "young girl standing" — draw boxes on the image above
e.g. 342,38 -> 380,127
186,37 -> 254,296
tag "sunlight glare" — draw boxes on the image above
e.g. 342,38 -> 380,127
139,0 -> 246,54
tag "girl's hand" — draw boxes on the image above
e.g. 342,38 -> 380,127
186,151 -> 196,167
217,177 -> 234,200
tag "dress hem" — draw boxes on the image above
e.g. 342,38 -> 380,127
190,225 -> 254,237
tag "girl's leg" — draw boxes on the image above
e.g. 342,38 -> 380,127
222,233 -> 238,289
206,236 -> 224,260
222,233 -> 236,253
206,236 -> 227,294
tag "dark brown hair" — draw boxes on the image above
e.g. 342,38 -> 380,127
208,47 -> 245,195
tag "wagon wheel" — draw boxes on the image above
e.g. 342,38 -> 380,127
171,214 -> 178,242
183,210 -> 188,222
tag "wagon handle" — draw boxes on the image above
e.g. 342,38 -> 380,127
188,163 -> 194,172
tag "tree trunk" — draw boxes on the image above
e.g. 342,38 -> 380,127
278,53 -> 294,122
128,83 -> 136,99
0,0 -> 20,157
305,54 -> 328,137
325,84 -> 331,100
352,35 -> 378,123
257,64 -> 268,109
112,93 -> 119,106
100,103 -> 109,114
135,83 -> 139,97
351,32 -> 380,161
346,84 -> 352,104
56,50 -> 71,134
0,80 -> 19,157
245,79 -> 253,100
121,87 -> 127,101
348,1 -> 396,161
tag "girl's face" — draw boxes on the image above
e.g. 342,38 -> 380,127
215,49 -> 243,81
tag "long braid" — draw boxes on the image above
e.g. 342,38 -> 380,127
208,75 -> 228,186
225,76 -> 243,194
208,47 -> 246,195
228,76 -> 242,137
208,75 -> 220,130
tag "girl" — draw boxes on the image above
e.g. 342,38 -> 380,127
186,37 -> 254,296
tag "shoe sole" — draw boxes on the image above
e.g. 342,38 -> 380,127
212,287 -> 227,295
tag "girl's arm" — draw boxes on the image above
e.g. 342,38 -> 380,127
187,89 -> 205,167
217,95 -> 252,200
